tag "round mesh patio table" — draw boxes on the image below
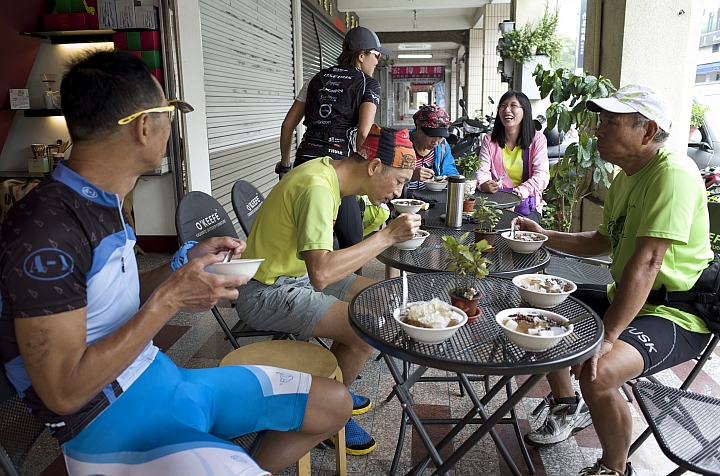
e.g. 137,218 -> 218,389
378,228 -> 550,277
349,273 -> 603,476
421,205 -> 520,231
409,188 -> 521,209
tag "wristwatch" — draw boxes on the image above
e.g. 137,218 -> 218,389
275,162 -> 292,179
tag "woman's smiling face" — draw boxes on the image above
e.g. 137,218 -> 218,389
498,95 -> 525,130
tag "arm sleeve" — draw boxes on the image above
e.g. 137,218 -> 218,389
438,141 -> 459,176
295,78 -> 311,103
476,134 -> 494,183
0,206 -> 91,317
293,186 -> 338,256
514,133 -> 550,200
362,78 -> 381,106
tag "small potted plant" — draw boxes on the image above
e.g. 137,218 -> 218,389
690,103 -> 710,140
442,232 -> 492,321
472,197 -> 502,247
463,191 -> 476,212
455,153 -> 482,194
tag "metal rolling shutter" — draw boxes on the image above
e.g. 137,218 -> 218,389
315,16 -> 343,70
199,0 -> 294,225
301,3 -> 321,81
301,3 -> 344,80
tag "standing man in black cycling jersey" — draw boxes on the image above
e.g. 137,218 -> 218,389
278,26 -> 388,249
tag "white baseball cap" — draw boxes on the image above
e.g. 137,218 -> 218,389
586,84 -> 672,133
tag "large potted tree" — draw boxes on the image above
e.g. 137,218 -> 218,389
691,103 -> 710,140
441,232 -> 492,321
472,197 -> 502,247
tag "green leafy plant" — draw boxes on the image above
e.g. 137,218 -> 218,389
534,65 -> 617,231
442,232 -> 492,299
455,152 -> 482,178
472,197 -> 502,232
534,1 -> 562,66
504,23 -> 536,64
691,103 -> 710,128
502,1 -> 563,66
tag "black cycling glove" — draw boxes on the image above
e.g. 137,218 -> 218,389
275,162 -> 292,180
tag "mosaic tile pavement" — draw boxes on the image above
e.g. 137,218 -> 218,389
14,254 -> 715,476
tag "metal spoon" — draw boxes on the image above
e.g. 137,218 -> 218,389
223,249 -> 233,263
402,271 -> 408,313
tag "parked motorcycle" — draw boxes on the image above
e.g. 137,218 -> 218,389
545,126 -> 569,168
449,98 -> 493,159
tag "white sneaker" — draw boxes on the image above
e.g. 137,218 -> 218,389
578,460 -> 633,476
524,396 -> 592,446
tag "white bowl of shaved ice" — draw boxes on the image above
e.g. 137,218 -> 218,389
393,298 -> 468,344
512,274 -> 577,308
495,308 -> 572,352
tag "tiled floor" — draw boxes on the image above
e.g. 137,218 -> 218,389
16,253 -> 717,476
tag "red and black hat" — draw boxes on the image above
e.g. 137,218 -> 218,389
358,124 -> 415,169
413,105 -> 450,138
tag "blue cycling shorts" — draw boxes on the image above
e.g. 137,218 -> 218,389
62,352 -> 311,476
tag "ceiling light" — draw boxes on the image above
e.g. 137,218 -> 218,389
412,10 -> 418,29
398,54 -> 433,59
398,44 -> 431,50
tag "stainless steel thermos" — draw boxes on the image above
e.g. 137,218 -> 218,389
446,175 -> 466,228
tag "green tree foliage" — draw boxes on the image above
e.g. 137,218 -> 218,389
533,65 -> 617,231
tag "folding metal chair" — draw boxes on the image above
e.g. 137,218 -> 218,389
231,180 -> 264,237
175,191 -> 291,349
0,365 -> 52,476
633,381 -> 720,476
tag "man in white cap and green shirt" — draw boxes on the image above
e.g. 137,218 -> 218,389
515,85 -> 714,476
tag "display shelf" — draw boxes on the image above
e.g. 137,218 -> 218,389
23,109 -> 63,117
21,30 -> 116,44
0,171 -> 47,179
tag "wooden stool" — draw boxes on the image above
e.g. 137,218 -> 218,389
220,340 -> 346,476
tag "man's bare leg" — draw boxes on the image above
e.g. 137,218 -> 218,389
254,377 -> 352,472
547,368 -> 576,399
579,341 -> 644,473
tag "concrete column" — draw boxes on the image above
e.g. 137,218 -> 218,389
467,28 -> 484,116
585,0 -> 704,152
482,2 -> 511,116
175,0 -> 212,194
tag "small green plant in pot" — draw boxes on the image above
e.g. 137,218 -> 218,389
455,153 -> 482,194
442,232 -> 492,320
472,197 -> 502,247
463,191 -> 476,212
690,103 -> 710,140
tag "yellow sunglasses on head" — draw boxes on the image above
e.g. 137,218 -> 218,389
117,99 -> 194,125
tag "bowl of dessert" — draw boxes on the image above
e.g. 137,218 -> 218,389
501,231 -> 548,254
391,199 -> 426,214
393,298 -> 468,344
392,230 -> 430,250
496,308 -> 572,351
512,274 -> 577,308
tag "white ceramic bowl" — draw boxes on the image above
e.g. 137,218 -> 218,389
393,303 -> 468,344
391,198 -> 426,214
501,231 -> 548,254
206,258 -> 265,278
496,307 -> 572,352
512,274 -> 577,309
393,230 -> 430,250
423,180 -> 448,191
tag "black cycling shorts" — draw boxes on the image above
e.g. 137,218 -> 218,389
573,285 -> 711,376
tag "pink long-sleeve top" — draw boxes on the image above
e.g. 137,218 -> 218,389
475,131 -> 550,210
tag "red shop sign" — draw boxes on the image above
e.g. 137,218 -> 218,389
391,65 -> 444,81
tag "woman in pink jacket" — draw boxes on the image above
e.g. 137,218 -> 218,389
476,90 -> 549,223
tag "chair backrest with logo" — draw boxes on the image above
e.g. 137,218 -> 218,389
231,181 -> 264,237
175,191 -> 238,244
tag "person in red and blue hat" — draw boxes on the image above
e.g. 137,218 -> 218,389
408,105 -> 460,190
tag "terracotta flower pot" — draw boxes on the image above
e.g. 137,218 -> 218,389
689,125 -> 699,141
474,230 -> 496,249
462,199 -> 475,212
449,290 -> 481,321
